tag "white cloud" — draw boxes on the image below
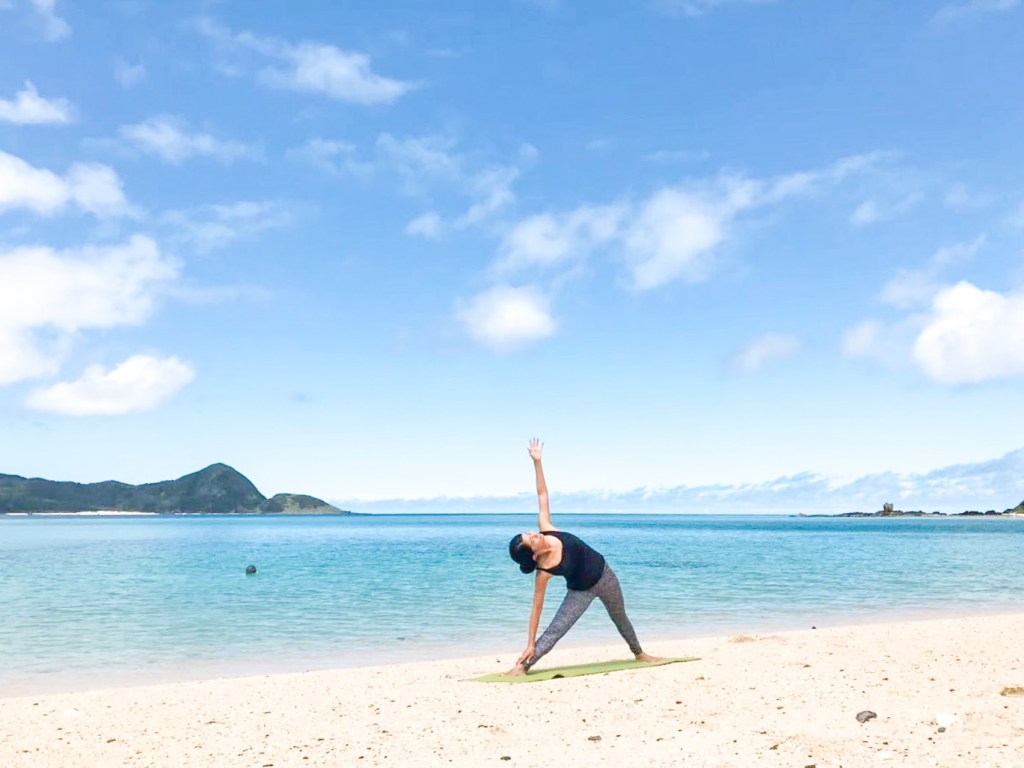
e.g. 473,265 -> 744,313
498,205 -> 625,272
26,355 -> 194,415
163,200 -> 295,252
731,333 -> 801,373
0,328 -> 60,384
405,212 -> 443,238
933,0 -> 1019,23
31,0 -> 68,39
4,0 -> 72,40
197,18 -> 412,105
258,41 -> 411,105
0,235 -> 178,385
456,285 -> 556,350
913,281 -> 1024,384
118,117 -> 254,164
114,59 -> 146,88
0,81 -> 73,124
849,200 -> 880,226
0,150 -> 131,217
624,186 -> 737,289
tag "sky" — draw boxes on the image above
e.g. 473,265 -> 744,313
2,0 -> 1024,513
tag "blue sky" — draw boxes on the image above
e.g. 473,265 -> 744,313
2,0 -> 1024,513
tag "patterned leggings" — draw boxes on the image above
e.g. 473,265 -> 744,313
525,565 -> 643,670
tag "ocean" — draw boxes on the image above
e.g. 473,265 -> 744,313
2,513 -> 1023,695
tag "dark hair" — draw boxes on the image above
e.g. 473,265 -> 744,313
508,534 -> 536,574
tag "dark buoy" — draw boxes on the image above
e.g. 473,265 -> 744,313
245,564 -> 257,575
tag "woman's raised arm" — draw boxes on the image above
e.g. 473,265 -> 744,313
529,438 -> 555,531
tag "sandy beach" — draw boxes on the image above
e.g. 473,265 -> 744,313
2,613 -> 1023,767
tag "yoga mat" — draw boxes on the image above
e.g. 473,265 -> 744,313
470,656 -> 699,683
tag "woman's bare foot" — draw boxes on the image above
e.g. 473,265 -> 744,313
505,663 -> 527,676
635,652 -> 662,663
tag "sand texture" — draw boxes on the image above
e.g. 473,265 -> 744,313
3,613 -> 1024,767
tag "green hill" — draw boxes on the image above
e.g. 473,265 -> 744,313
0,464 -> 347,515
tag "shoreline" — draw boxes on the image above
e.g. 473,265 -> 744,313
2,612 -> 1023,766
6,603 -> 1024,701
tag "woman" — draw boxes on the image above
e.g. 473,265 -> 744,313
506,439 -> 659,675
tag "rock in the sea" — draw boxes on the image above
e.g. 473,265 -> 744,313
856,710 -> 876,723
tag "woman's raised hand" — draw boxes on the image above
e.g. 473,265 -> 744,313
528,438 -> 543,462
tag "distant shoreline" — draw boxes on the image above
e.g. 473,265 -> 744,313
0,510 -> 359,517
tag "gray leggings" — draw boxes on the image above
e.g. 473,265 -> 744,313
525,565 -> 643,670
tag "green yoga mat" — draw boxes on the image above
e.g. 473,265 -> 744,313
471,656 -> 699,683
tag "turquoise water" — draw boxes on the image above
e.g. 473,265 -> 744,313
2,513 -> 1023,694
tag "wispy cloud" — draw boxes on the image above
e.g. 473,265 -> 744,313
943,183 -> 991,211
455,285 -> 557,351
405,212 -> 443,238
933,0 -> 1019,24
654,0 -> 774,17
0,235 -> 179,385
26,355 -> 194,415
495,151 -> 886,293
877,236 -> 984,309
849,193 -> 921,227
196,18 -> 413,105
343,448 -> 1024,515
118,117 -> 256,164
496,204 -> 625,272
457,152 -> 885,350
297,132 -> 525,235
2,0 -> 71,40
287,138 -> 370,176
0,81 -> 74,124
0,150 -> 132,217
30,0 -> 68,39
114,59 -> 146,88
731,333 -> 802,373
163,200 -> 296,252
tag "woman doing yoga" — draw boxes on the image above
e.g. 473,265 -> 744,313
506,439 -> 659,675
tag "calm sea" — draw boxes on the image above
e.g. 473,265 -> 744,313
2,513 -> 1023,695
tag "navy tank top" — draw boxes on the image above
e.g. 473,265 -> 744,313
537,530 -> 606,591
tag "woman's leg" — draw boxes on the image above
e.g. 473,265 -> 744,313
524,588 -> 597,670
594,566 -> 644,656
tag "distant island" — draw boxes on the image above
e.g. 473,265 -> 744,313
0,463 -> 348,515
806,500 -> 1024,518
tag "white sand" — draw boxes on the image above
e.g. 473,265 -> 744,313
3,613 -> 1024,767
